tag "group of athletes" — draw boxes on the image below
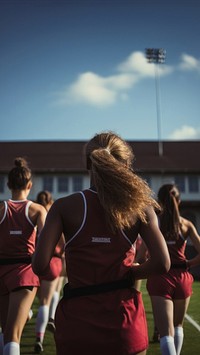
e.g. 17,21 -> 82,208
0,131 -> 200,355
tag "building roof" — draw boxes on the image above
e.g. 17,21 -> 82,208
0,140 -> 199,174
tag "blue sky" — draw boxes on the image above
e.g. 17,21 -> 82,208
1,0 -> 200,142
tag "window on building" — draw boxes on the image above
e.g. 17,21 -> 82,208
72,176 -> 83,192
188,175 -> 199,193
0,176 -> 4,193
174,176 -> 185,193
43,176 -> 53,192
58,176 -> 69,193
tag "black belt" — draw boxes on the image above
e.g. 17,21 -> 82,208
63,276 -> 134,299
0,257 -> 32,265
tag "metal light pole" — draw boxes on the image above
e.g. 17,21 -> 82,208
145,48 -> 166,157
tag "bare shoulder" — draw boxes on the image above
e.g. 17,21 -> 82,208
52,192 -> 85,229
28,202 -> 47,225
29,201 -> 46,214
180,216 -> 197,236
53,192 -> 84,211
144,205 -> 158,223
180,216 -> 193,228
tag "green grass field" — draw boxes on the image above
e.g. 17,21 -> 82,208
21,281 -> 200,354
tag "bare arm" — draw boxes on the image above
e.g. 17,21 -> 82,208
32,200 -> 64,276
35,206 -> 47,235
185,220 -> 200,268
135,239 -> 148,264
29,202 -> 47,235
131,207 -> 170,280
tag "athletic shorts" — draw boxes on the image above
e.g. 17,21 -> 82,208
40,256 -> 63,282
146,268 -> 193,300
0,263 -> 40,296
54,288 -> 148,355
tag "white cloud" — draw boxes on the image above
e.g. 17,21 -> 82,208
179,54 -> 200,72
54,71 -> 140,108
54,72 -> 136,107
117,51 -> 173,77
53,51 -> 200,108
65,72 -> 117,107
168,125 -> 200,140
105,73 -> 138,90
117,51 -> 152,75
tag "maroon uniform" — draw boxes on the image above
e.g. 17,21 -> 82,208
40,256 -> 63,281
55,189 -> 148,355
0,199 -> 39,295
147,234 -> 193,299
40,237 -> 64,281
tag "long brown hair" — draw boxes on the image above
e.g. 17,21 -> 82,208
85,131 -> 159,232
158,183 -> 180,241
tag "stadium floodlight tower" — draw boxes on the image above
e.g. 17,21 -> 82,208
145,48 -> 166,157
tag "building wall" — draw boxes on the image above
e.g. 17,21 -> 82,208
0,173 -> 90,202
141,173 -> 200,231
1,171 -> 200,231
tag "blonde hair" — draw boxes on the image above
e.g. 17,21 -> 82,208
85,131 -> 159,232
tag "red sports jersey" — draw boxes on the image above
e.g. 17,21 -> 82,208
0,199 -> 40,294
147,234 -> 193,300
55,189 -> 148,355
166,235 -> 187,264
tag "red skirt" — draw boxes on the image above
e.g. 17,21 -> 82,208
40,256 -> 63,282
55,288 -> 148,355
0,263 -> 40,295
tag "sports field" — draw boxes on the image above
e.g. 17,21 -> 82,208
21,280 -> 200,354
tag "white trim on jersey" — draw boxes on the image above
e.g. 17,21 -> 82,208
65,191 -> 87,247
0,201 -> 8,224
25,201 -> 35,228
121,230 -> 136,250
9,199 -> 27,202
